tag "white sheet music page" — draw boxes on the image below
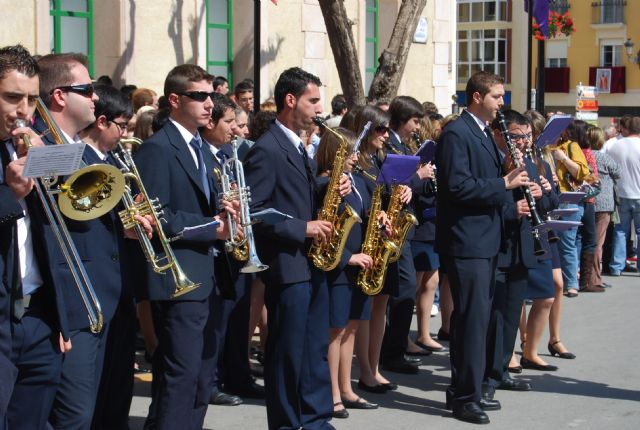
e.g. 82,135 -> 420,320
23,143 -> 86,178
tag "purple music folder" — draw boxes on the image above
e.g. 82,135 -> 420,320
548,208 -> 580,218
536,115 -> 573,148
541,220 -> 582,233
376,154 -> 420,185
414,140 -> 436,164
558,192 -> 586,204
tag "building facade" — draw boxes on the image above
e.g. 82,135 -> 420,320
1,0 -> 457,114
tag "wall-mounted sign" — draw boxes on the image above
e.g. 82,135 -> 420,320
413,17 -> 428,44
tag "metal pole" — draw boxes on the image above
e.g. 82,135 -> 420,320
253,0 -> 261,112
535,39 -> 545,113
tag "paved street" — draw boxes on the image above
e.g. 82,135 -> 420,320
129,271 -> 640,429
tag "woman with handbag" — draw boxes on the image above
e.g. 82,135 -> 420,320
549,121 -> 590,297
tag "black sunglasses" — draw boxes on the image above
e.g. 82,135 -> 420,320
374,125 -> 390,134
179,91 -> 215,102
51,83 -> 95,97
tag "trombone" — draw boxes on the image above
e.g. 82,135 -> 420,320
219,138 -> 268,273
15,99 -> 125,333
112,138 -> 200,297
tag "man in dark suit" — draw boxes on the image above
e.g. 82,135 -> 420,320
0,44 -> 71,430
483,110 -> 558,400
243,67 -> 336,430
134,64 -> 235,430
435,71 -> 529,424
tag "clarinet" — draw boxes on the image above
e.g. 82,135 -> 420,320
496,111 -> 546,256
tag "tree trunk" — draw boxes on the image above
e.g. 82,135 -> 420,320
367,0 -> 427,102
318,0 -> 366,107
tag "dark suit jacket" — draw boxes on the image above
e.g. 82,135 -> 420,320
243,122 -> 319,285
134,120 -> 220,301
435,110 -> 509,258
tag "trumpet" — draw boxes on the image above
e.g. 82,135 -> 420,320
219,138 -> 268,273
15,99 -> 117,333
111,138 -> 200,298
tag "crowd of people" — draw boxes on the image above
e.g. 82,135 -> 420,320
1,43 -> 638,430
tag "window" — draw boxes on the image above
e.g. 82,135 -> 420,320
365,0 -> 379,91
457,29 -> 508,84
550,0 -> 570,15
50,0 -> 94,75
591,0 -> 626,24
600,42 -> 623,67
547,58 -> 567,68
206,0 -> 233,85
457,0 -> 509,22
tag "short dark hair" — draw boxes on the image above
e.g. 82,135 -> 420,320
234,80 -> 254,97
0,44 -> 39,81
249,110 -> 276,141
86,84 -> 132,130
37,52 -> 89,107
164,64 -> 213,98
465,71 -> 504,106
213,75 -> 228,90
210,93 -> 236,124
273,67 -> 322,113
491,109 -> 529,131
624,116 -> 640,135
331,94 -> 347,115
120,84 -> 138,99
96,75 -> 113,86
389,96 -> 424,129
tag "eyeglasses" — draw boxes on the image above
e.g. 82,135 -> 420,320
507,132 -> 532,142
179,91 -> 215,102
110,120 -> 129,132
51,83 -> 95,97
374,125 -> 390,134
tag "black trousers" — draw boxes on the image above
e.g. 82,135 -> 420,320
484,264 -> 528,388
444,255 -> 496,406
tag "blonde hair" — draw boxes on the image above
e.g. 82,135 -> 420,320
586,125 -> 605,150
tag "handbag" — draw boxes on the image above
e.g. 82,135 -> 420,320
564,143 -> 601,200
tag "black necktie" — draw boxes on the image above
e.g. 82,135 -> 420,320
299,142 -> 317,207
188,136 -> 211,203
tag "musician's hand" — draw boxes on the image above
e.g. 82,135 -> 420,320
59,333 -> 72,353
503,166 -> 529,190
516,199 -> 530,219
124,214 -> 154,239
215,214 -> 230,240
416,162 -> 434,180
377,212 -> 392,236
348,253 -> 373,270
399,185 -> 412,204
530,182 -> 543,199
5,158 -> 34,199
11,126 -> 44,157
338,173 -> 352,197
540,175 -> 552,192
503,149 -> 524,171
306,220 -> 332,244
220,198 -> 239,220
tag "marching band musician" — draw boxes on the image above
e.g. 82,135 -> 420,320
0,44 -> 70,430
133,64 -> 236,430
242,67 -> 349,430
435,71 -> 529,424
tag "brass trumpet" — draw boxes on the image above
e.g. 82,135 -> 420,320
112,138 -> 200,297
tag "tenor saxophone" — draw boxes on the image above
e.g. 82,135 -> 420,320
357,185 -> 398,295
308,118 -> 362,271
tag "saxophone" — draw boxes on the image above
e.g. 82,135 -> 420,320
386,185 -> 418,263
357,185 -> 399,295
308,118 -> 362,271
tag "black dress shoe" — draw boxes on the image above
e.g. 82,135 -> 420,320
332,402 -> 349,419
403,354 -> 423,364
381,381 -> 398,391
342,397 -> 379,409
227,381 -> 265,399
406,348 -> 432,357
452,402 -> 489,425
497,378 -> 532,391
382,357 -> 420,374
479,398 -> 501,411
521,357 -> 559,371
508,365 -> 523,374
211,392 -> 243,406
357,380 -> 388,393
415,340 -> 446,352
548,341 -> 576,359
437,328 -> 450,341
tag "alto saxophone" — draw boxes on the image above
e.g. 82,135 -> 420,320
386,185 -> 418,263
308,118 -> 362,271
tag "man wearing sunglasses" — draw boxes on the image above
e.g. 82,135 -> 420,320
133,64 -> 236,430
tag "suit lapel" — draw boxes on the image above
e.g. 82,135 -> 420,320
270,124 -> 308,181
461,111 -> 500,168
165,122 -> 209,198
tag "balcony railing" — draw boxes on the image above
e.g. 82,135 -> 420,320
550,0 -> 571,15
591,0 -> 626,24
